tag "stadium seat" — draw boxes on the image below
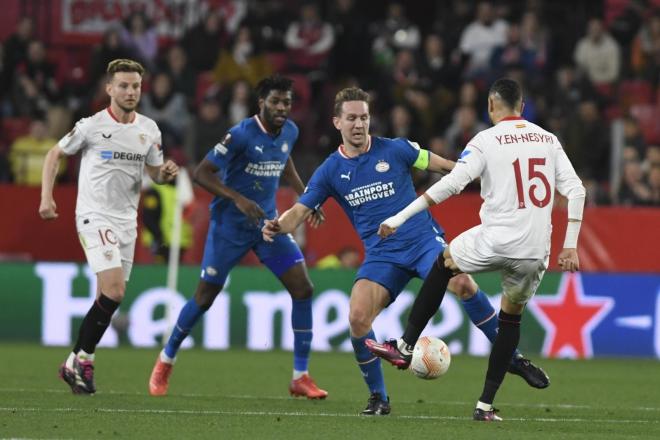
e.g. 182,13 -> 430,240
619,80 -> 654,108
195,71 -> 220,107
630,104 -> 660,144
266,52 -> 289,73
1,118 -> 32,145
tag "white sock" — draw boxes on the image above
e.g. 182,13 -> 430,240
476,400 -> 493,411
77,350 -> 95,362
65,352 -> 76,369
160,350 -> 176,365
293,370 -> 308,380
397,338 -> 414,355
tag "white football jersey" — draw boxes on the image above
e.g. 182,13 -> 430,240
428,117 -> 583,259
58,108 -> 163,229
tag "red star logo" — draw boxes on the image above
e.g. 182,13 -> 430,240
528,273 -> 613,359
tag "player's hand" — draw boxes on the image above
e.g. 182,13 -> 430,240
558,248 -> 579,272
307,207 -> 326,228
235,196 -> 266,225
262,218 -> 281,242
159,160 -> 179,182
39,198 -> 58,220
377,223 -> 397,238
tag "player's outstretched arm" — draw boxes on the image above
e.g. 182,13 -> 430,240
146,160 -> 179,184
281,157 -> 326,228
262,202 -> 312,242
378,193 -> 436,238
39,145 -> 65,220
427,151 -> 455,173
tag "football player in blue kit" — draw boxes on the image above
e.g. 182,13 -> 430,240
262,87 -> 548,415
149,75 -> 328,399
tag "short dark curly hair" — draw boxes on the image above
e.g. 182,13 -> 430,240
256,75 -> 294,99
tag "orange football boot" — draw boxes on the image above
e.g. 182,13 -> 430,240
289,374 -> 328,399
149,357 -> 173,396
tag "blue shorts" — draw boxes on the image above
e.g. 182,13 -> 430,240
200,220 -> 304,286
356,234 -> 447,304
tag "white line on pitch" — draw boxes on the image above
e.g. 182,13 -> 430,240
1,387 -> 659,413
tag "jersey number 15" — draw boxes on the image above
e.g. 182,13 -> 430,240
512,158 -> 551,208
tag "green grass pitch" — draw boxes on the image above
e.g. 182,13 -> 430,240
1,344 -> 659,439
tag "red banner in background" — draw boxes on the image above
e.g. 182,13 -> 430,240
1,184 -> 659,272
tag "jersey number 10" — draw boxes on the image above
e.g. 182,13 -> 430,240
513,158 -> 551,208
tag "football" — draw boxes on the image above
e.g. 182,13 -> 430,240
410,336 -> 451,380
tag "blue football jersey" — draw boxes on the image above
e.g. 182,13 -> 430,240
299,136 -> 445,258
205,115 -> 298,230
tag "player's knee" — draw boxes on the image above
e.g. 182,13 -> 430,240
194,284 -> 222,309
289,282 -> 313,300
102,281 -> 125,301
349,307 -> 372,336
448,274 -> 477,300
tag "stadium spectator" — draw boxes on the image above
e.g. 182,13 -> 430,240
459,1 -> 509,80
648,162 -> 660,205
563,99 -> 610,183
88,29 -> 133,87
1,17 -> 33,92
160,45 -> 197,107
140,72 -> 190,147
213,25 -> 273,88
574,18 -> 621,87
224,80 -> 253,126
11,40 -> 60,117
444,105 -> 488,157
623,115 -> 648,158
371,1 -> 421,70
328,0 -> 372,81
618,157 -> 652,205
181,10 -> 225,72
119,11 -> 159,71
184,94 -> 228,165
284,2 -> 335,72
9,118 -> 61,185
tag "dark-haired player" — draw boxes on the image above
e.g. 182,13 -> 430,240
370,78 -> 585,421
149,75 -> 327,399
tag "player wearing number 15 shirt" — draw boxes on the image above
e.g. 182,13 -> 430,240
373,78 -> 586,421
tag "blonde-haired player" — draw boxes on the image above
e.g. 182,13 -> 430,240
39,59 -> 178,394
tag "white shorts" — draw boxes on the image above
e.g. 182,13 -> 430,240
76,217 -> 137,281
449,225 -> 548,304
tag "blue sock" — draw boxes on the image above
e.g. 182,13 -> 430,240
291,298 -> 312,372
462,290 -> 521,358
351,330 -> 387,400
164,298 -> 206,359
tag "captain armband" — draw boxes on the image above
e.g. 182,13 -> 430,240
413,149 -> 430,170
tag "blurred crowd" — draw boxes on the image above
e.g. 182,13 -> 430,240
0,0 -> 659,206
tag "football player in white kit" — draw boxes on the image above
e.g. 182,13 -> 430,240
368,78 -> 586,420
39,59 -> 179,394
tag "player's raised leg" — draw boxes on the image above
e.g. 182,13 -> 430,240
350,280 -> 391,415
276,261 -> 327,399
449,232 -> 549,389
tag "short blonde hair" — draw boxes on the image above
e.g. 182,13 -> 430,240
334,87 -> 370,116
106,59 -> 145,80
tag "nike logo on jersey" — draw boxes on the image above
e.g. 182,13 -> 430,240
254,145 -> 264,154
102,133 -> 112,139
340,171 -> 351,180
